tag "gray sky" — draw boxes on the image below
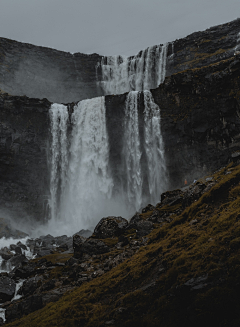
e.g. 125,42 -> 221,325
0,0 -> 239,56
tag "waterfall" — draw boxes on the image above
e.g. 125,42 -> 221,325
61,97 -> 114,230
49,97 -> 119,235
235,32 -> 240,55
49,104 -> 69,222
48,92 -> 166,235
143,90 -> 166,204
99,43 -> 169,95
123,91 -> 143,211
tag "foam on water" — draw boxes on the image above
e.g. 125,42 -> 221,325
98,43 -> 169,95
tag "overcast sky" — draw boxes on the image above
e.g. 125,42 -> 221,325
0,0 -> 239,56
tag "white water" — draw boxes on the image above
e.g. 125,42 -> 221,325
99,43 -> 169,95
48,95 -> 167,235
143,90 -> 166,204
0,237 -> 34,273
48,97 -> 132,235
235,32 -> 240,55
49,104 -> 69,221
123,91 -> 143,211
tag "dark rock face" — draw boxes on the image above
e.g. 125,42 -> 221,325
0,20 -> 239,221
0,38 -> 102,103
0,93 -> 50,221
166,18 -> 240,76
0,19 -> 239,104
153,55 -> 240,189
0,276 -> 16,302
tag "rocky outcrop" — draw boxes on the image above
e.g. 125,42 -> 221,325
0,93 -> 50,221
166,18 -> 240,76
0,38 -> 102,103
0,19 -> 239,104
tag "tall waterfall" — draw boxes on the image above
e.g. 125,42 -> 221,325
122,90 -> 166,212
48,92 -> 166,235
49,104 -> 69,222
98,43 -> 168,95
123,91 -> 143,211
49,97 -> 119,235
143,90 -> 166,204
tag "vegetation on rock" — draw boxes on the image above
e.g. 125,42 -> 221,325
4,162 -> 240,327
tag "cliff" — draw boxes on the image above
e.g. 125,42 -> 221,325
0,92 -> 51,221
105,55 -> 240,191
0,19 -> 239,103
0,38 -> 101,103
0,53 -> 240,222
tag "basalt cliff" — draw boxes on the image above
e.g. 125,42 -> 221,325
0,18 -> 240,327
0,18 -> 240,220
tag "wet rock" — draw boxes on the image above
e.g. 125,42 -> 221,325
0,247 -> 14,260
20,276 -> 42,296
5,295 -> 43,323
0,276 -> 16,302
17,242 -> 27,251
8,254 -> 28,268
94,216 -> 128,239
12,263 -> 36,279
14,247 -> 22,255
73,234 -> 85,259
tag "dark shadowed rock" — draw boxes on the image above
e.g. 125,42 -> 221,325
0,276 -> 16,302
8,255 -> 28,268
0,247 -> 14,260
5,295 -> 43,323
94,216 -> 128,239
20,276 -> 43,297
73,234 -> 85,259
81,239 -> 110,255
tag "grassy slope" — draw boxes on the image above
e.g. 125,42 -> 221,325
5,163 -> 240,327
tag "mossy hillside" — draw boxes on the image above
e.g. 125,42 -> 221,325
6,164 -> 240,327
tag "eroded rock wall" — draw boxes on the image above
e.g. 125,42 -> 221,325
0,19 -> 239,104
0,38 -> 102,103
0,92 -> 51,221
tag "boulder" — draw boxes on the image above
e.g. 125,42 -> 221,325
81,239 -> 110,255
73,234 -> 85,258
8,254 -> 28,268
94,216 -> 128,239
0,247 -> 14,260
0,276 -> 16,302
73,237 -> 110,259
20,276 -> 42,297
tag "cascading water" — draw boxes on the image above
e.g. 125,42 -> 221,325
49,104 -> 69,222
143,90 -> 166,204
123,91 -> 143,211
49,93 -> 167,235
49,97 -> 130,235
235,32 -> 240,55
98,43 -> 168,95
122,90 -> 166,211
60,97 -> 114,230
